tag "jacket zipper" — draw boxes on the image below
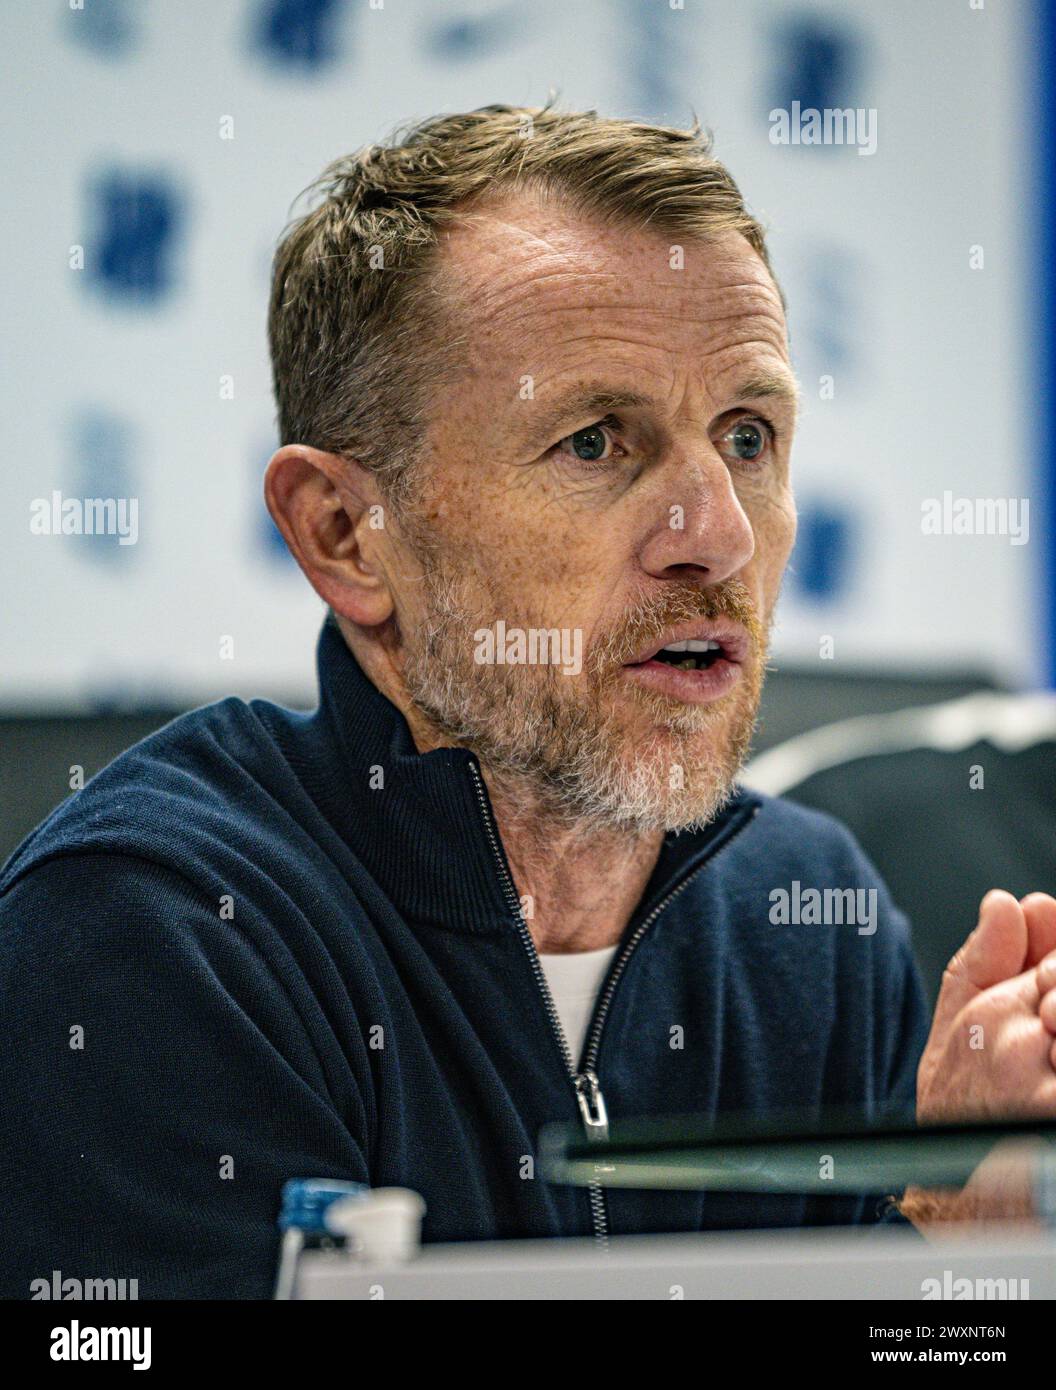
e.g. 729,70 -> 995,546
468,760 -> 760,1248
580,803 -> 760,1077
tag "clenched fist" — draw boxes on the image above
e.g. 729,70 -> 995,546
900,891 -> 1056,1232
917,890 -> 1056,1125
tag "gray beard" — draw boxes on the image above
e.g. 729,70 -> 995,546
400,565 -> 766,834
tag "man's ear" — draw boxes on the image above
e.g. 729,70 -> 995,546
264,444 -> 393,626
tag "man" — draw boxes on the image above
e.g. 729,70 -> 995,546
2,103 -> 1056,1299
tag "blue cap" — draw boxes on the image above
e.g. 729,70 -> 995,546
279,1178 -> 370,1234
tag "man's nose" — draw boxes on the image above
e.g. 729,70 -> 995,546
637,453 -> 756,586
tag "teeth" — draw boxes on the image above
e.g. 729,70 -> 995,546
659,638 -> 721,654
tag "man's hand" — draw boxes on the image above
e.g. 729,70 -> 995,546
917,890 -> 1056,1124
900,891 -> 1056,1233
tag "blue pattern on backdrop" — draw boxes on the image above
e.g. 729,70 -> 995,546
426,5 -> 520,61
252,0 -> 347,71
87,170 -> 183,306
65,0 -> 139,58
769,15 -> 862,122
791,502 -> 855,602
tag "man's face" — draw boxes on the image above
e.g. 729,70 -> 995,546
388,191 -> 798,831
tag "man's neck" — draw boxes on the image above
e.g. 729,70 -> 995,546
478,765 -> 664,955
338,621 -> 663,953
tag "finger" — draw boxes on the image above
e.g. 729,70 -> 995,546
933,890 -> 1028,1034
1036,949 -> 1056,996
1021,893 -> 1056,967
989,947 -> 1056,1012
1041,985 -> 1056,1035
974,947 -> 1056,1016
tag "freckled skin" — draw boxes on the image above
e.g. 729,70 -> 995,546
411,198 -> 796,693
267,189 -> 798,951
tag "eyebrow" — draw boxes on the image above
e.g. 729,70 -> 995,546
518,388 -> 653,449
519,373 -> 800,449
730,373 -> 802,413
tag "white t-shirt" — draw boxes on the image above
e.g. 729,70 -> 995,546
538,945 -> 619,1064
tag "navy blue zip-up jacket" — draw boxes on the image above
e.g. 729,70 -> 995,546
0,615 -> 929,1298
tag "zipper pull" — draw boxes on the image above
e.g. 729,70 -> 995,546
573,1070 -> 609,1143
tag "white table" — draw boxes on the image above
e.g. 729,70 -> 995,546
294,1224 -> 1056,1300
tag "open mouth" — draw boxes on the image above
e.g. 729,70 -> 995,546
619,627 -> 748,705
644,639 -> 725,672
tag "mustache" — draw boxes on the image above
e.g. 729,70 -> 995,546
590,580 -> 765,675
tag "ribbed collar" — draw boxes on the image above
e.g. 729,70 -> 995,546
302,613 -> 760,937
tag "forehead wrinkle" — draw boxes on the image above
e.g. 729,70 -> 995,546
444,202 -> 778,304
471,270 -> 621,339
471,274 -> 788,353
464,306 -> 789,383
444,227 -> 784,341
480,266 -> 783,318
489,320 -> 791,402
455,244 -> 782,334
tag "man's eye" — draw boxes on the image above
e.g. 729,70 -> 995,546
555,418 -> 619,464
720,416 -> 775,468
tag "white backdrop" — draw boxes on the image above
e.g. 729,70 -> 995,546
1,0 -> 1043,710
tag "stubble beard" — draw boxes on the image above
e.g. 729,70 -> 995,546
401,553 -> 769,834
